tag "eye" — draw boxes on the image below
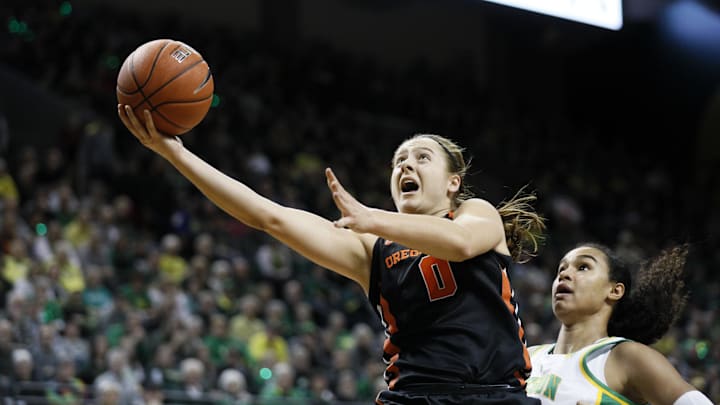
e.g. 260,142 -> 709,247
578,264 -> 589,271
393,156 -> 407,166
418,153 -> 430,161
556,264 -> 566,274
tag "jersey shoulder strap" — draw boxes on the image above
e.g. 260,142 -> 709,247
579,337 -> 640,405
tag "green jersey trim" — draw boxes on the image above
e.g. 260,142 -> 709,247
579,337 -> 640,405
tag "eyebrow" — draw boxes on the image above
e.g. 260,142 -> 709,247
393,146 -> 437,160
559,254 -> 598,265
578,254 -> 598,263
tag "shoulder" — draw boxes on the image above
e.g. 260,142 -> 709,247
458,198 -> 496,210
607,340 -> 699,404
455,198 -> 501,219
609,340 -> 665,365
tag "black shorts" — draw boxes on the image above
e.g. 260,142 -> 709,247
375,384 -> 541,405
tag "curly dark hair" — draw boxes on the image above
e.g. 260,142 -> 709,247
583,243 -> 689,345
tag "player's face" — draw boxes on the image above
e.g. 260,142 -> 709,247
390,137 -> 459,215
552,246 -> 623,324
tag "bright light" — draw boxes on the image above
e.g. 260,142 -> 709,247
483,0 -> 623,30
660,0 -> 720,60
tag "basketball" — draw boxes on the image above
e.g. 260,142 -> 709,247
116,39 -> 214,136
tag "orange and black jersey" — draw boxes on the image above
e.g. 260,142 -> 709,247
368,236 -> 532,391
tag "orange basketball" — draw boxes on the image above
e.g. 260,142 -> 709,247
116,39 -> 214,136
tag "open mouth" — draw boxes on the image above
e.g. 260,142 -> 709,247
401,179 -> 419,193
554,284 -> 573,297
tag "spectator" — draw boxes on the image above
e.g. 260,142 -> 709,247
229,294 -> 266,344
215,368 -> 253,405
248,320 -> 290,367
203,313 -> 246,368
144,343 -> 181,391
258,362 -> 309,405
157,233 -> 188,285
82,265 -> 114,324
31,323 -> 60,381
54,317 -> 91,375
0,157 -> 19,207
0,318 -> 16,377
45,355 -> 87,405
95,378 -> 122,405
178,357 -> 207,400
93,347 -> 141,405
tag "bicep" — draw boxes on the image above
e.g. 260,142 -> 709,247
452,199 -> 507,256
266,206 -> 374,292
610,342 -> 697,405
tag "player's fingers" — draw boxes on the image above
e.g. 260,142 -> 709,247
117,104 -> 132,129
334,217 -> 351,229
326,168 -> 348,192
124,105 -> 146,135
119,105 -> 145,140
331,192 -> 346,211
144,109 -> 158,136
325,168 -> 338,190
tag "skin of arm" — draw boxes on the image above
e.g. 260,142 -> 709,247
605,341 -> 701,405
118,106 -> 375,292
326,168 -> 508,262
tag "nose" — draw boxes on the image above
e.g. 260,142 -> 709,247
401,158 -> 415,172
557,267 -> 572,281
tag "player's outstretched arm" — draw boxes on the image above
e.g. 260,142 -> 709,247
118,105 -> 374,291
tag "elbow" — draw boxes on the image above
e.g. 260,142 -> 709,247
450,234 -> 495,262
257,208 -> 286,234
456,244 -> 477,262
444,241 -> 476,262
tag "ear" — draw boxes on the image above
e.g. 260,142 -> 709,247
447,174 -> 461,194
607,282 -> 625,303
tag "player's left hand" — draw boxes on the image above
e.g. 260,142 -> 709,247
325,167 -> 375,233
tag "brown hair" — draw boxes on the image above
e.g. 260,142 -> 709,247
580,243 -> 689,345
411,134 -> 546,263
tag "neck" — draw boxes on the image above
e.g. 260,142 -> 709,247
554,318 -> 609,354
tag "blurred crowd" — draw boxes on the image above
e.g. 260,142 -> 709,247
0,1 -> 718,404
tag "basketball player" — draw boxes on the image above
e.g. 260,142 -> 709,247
118,106 -> 545,404
527,244 -> 713,405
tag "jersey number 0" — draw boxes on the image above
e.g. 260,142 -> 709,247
419,256 -> 458,301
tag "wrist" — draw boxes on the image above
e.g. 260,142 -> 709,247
366,208 -> 386,234
162,138 -> 186,164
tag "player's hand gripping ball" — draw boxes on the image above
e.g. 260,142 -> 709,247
116,39 -> 214,136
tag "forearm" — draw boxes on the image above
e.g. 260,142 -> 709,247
367,210 -> 488,261
167,147 -> 279,230
165,148 -> 372,286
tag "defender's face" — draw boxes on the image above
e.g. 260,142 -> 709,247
552,246 -> 619,323
390,137 -> 458,215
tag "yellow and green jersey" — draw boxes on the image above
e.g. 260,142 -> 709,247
527,337 -> 642,405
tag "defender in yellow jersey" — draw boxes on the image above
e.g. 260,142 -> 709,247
528,337 -> 640,405
528,244 -> 713,405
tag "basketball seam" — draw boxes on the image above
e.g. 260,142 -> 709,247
153,94 -> 213,107
131,59 -> 207,111
154,95 -> 214,131
128,40 -> 172,96
154,109 -> 191,131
